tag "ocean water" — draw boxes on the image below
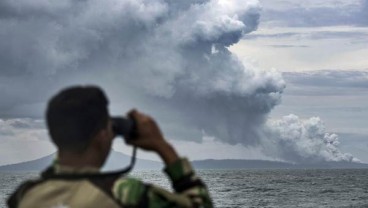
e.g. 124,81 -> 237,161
1,169 -> 368,207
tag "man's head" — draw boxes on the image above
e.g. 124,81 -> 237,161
46,86 -> 112,157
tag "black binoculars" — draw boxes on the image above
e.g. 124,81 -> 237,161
111,117 -> 136,139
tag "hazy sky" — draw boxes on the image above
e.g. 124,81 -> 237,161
0,0 -> 367,165
230,0 -> 368,162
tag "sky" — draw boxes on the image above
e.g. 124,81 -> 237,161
0,0 -> 367,165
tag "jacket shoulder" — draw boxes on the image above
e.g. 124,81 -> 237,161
7,179 -> 45,208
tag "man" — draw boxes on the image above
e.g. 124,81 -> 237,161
8,86 -> 213,208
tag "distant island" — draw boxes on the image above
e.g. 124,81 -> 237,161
1,151 -> 368,172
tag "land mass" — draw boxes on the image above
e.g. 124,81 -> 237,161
0,151 -> 368,171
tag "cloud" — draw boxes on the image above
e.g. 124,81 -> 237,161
259,0 -> 366,27
264,115 -> 359,163
0,118 -> 54,165
337,132 -> 368,163
268,44 -> 308,48
0,0 -> 263,111
232,25 -> 368,72
113,135 -> 276,161
359,0 -> 368,25
0,118 -> 46,140
0,0 -> 357,163
284,70 -> 368,88
281,71 -> 368,101
244,30 -> 368,41
0,0 -> 278,143
270,70 -> 368,143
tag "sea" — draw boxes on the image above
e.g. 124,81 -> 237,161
1,169 -> 368,208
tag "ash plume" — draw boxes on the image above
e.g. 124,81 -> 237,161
264,115 -> 357,163
0,0 -> 357,163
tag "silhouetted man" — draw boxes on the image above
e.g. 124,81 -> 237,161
8,86 -> 213,208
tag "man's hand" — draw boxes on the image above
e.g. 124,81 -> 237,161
126,109 -> 179,165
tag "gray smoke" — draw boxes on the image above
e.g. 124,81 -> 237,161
264,115 -> 358,163
0,0 -> 357,163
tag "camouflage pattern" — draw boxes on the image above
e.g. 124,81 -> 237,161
112,158 -> 213,207
12,158 -> 213,208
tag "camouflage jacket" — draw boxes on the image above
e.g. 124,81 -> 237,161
8,158 -> 213,208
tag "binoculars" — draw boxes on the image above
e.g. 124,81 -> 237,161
111,117 -> 136,139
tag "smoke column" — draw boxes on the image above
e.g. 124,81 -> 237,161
0,0 -> 357,163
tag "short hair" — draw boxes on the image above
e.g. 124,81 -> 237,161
46,86 -> 109,153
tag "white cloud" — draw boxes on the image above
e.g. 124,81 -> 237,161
264,115 -> 358,163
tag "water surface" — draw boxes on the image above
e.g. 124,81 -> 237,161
1,169 -> 368,207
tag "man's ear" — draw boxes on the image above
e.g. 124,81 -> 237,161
90,129 -> 109,150
87,128 -> 112,167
